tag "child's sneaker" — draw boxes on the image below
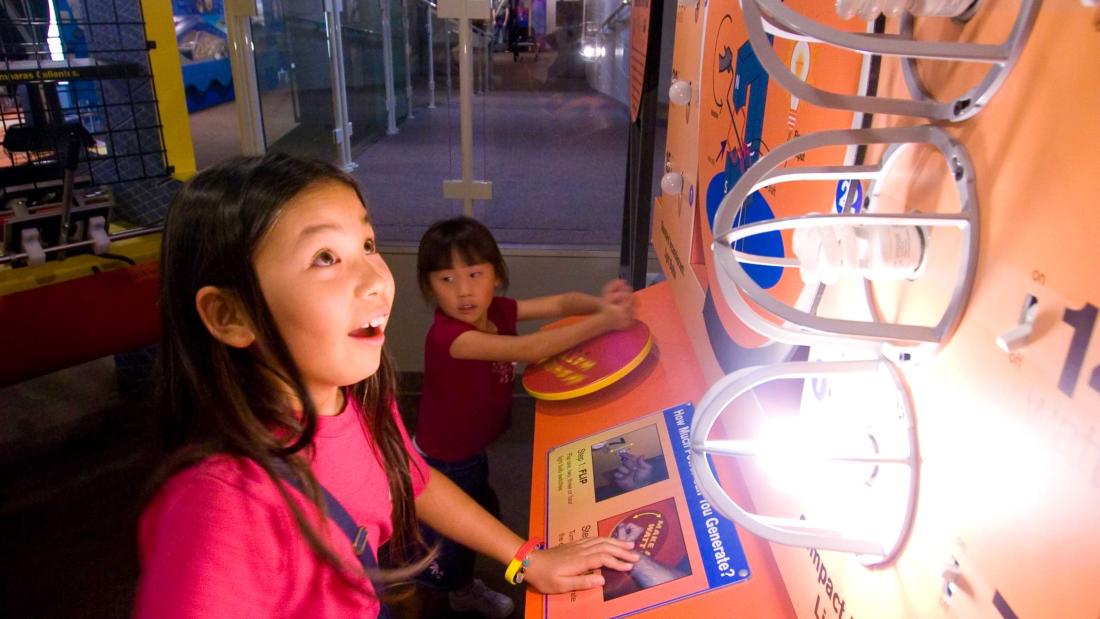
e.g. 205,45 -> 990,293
448,578 -> 515,618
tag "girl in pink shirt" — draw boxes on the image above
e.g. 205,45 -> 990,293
133,154 -> 639,618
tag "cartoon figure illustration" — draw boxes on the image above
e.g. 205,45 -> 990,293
705,17 -> 783,290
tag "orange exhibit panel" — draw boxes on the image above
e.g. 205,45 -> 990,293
531,1 -> 1100,619
525,284 -> 796,618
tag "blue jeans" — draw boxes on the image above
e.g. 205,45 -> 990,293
417,451 -> 501,590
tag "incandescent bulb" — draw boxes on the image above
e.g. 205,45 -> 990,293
661,172 -> 684,195
669,79 -> 692,106
791,224 -> 925,284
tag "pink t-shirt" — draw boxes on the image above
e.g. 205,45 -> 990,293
133,398 -> 430,618
415,296 -> 518,462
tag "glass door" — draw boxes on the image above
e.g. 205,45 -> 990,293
251,0 -> 341,162
391,0 -> 409,119
342,0 -> 389,150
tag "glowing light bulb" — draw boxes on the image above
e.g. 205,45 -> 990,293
756,415 -> 882,495
669,79 -> 692,106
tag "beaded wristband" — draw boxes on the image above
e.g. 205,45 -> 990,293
513,542 -> 544,584
504,539 -> 543,585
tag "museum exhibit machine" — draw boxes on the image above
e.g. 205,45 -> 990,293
0,0 -> 186,385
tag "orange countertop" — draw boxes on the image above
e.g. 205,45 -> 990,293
524,281 -> 795,618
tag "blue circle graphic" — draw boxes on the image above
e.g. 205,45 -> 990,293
706,171 -> 783,290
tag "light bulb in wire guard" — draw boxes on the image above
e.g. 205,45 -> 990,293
791,224 -> 926,285
835,0 -> 977,20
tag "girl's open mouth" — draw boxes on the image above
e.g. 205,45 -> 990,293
349,315 -> 387,339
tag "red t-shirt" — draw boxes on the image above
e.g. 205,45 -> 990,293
415,296 -> 518,462
133,398 -> 430,618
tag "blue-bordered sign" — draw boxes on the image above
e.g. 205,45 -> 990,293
663,403 -> 751,588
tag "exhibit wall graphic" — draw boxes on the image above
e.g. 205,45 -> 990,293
652,2 -> 1100,619
654,0 -> 868,372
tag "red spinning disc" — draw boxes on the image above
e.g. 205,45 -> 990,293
522,319 -> 653,400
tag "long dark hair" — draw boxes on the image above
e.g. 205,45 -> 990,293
153,153 -> 425,584
416,215 -> 509,301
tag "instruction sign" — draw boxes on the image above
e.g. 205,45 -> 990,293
544,403 -> 751,618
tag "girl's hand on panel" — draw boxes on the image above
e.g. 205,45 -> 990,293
597,300 -> 634,331
521,537 -> 640,594
600,279 -> 633,310
598,279 -> 635,331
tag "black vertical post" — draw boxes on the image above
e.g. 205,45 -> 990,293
619,0 -> 665,291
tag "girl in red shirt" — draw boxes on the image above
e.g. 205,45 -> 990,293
414,216 -> 636,616
134,155 -> 639,618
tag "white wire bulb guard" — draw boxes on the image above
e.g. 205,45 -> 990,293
740,0 -> 1042,121
711,125 -> 978,356
689,358 -> 920,565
